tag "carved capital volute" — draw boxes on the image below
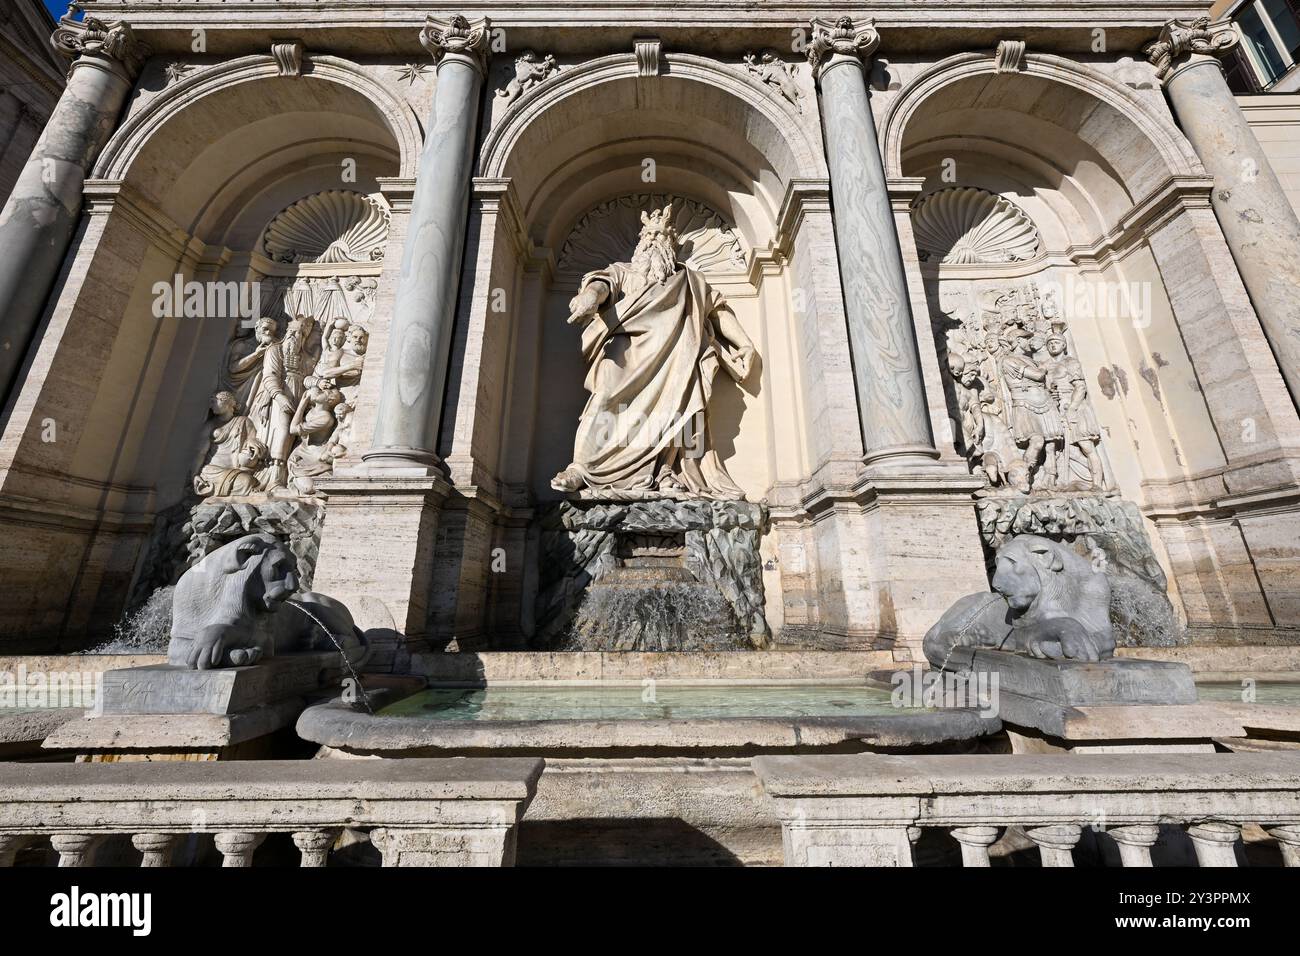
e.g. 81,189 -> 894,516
807,15 -> 881,82
1144,16 -> 1239,82
419,14 -> 492,75
51,9 -> 148,78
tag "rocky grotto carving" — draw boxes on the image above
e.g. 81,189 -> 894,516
923,534 -> 1115,667
167,533 -> 366,670
536,500 -> 770,651
191,191 -> 381,500
551,201 -> 757,499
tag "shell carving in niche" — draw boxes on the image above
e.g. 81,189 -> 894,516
262,190 -> 391,265
911,187 -> 1041,265
558,194 -> 748,276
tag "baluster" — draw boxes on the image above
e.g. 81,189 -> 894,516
214,832 -> 265,867
292,830 -> 338,868
131,833 -> 177,868
1026,825 -> 1081,867
0,835 -> 28,867
1268,826 -> 1300,867
950,826 -> 1000,867
51,834 -> 100,867
1186,822 -> 1241,867
1109,825 -> 1160,867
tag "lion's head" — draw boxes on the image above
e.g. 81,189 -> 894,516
991,535 -> 1113,652
169,534 -> 300,652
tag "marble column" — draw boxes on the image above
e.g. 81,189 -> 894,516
365,15 -> 491,470
1148,17 -> 1300,408
0,15 -> 145,408
807,17 -> 937,468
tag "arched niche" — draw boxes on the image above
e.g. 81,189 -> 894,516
463,53 -> 829,509
885,52 -> 1228,606
54,57 -> 409,513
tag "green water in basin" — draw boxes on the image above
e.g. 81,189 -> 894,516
378,684 -> 910,721
1195,681 -> 1300,707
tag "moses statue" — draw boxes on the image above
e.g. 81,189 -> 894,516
551,202 -> 758,499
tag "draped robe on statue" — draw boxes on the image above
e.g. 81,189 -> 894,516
567,262 -> 747,498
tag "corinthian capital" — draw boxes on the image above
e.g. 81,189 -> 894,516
807,16 -> 881,79
419,14 -> 491,74
1144,16 -> 1239,81
51,8 -> 148,77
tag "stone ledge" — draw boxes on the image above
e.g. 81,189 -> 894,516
296,698 -> 999,754
753,752 -> 1300,800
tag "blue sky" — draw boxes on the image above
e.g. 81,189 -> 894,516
44,1 -> 68,21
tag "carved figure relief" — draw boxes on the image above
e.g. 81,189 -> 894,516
743,50 -> 803,113
496,50 -> 559,105
551,201 -> 758,500
191,190 -> 384,501
941,282 -> 1111,495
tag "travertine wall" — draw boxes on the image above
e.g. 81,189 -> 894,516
1240,94 -> 1300,217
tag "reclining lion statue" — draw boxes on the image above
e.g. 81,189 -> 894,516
168,532 -> 368,670
923,534 -> 1114,668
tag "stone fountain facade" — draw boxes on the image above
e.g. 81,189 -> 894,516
1,4 -> 1300,661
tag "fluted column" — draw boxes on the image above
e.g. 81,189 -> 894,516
807,16 -> 937,468
0,14 -> 145,407
1147,17 -> 1300,408
366,15 -> 490,469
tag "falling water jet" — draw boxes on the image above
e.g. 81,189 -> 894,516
285,599 -> 374,714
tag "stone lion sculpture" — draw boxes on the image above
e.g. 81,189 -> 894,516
168,533 -> 367,670
923,534 -> 1114,668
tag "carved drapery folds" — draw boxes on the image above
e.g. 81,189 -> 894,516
1144,16 -> 1239,81
191,190 -> 386,501
940,281 -> 1110,496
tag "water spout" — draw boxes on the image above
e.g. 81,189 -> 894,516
285,599 -> 373,714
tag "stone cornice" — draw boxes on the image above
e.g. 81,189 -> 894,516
472,176 -> 531,263
67,3 -> 1212,57
80,179 -> 201,261
774,178 -> 832,255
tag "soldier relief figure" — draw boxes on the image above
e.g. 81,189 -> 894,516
551,203 -> 759,500
945,284 -> 1111,496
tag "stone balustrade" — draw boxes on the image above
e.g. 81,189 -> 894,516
0,757 -> 543,867
752,753 -> 1300,867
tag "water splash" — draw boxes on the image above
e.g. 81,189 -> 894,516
561,570 -> 750,652
285,600 -> 373,713
85,586 -> 174,654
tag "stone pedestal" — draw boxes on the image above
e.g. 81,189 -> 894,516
43,652 -> 343,753
941,647 -> 1243,749
311,475 -> 450,643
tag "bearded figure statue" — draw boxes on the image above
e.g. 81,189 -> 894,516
551,202 -> 758,499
